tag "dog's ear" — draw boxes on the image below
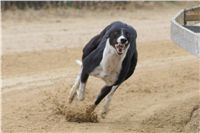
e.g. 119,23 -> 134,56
133,30 -> 137,39
82,24 -> 112,60
82,22 -> 119,60
99,23 -> 113,39
82,34 -> 100,60
131,31 -> 137,43
128,26 -> 137,46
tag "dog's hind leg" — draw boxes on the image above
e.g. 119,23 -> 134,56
77,71 -> 89,101
68,73 -> 81,103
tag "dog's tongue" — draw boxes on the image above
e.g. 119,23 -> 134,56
118,48 -> 122,52
117,48 -> 123,55
115,45 -> 124,55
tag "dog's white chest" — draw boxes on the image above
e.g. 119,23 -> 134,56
91,54 -> 122,85
91,40 -> 127,85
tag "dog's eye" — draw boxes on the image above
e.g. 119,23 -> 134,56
125,32 -> 130,37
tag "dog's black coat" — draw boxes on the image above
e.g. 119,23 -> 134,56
81,21 -> 138,105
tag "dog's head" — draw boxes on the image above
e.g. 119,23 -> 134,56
108,28 -> 132,55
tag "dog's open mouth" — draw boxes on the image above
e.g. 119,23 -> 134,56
115,44 -> 125,55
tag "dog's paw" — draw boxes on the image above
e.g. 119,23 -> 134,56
68,91 -> 76,104
100,111 -> 108,119
77,97 -> 84,101
76,91 -> 85,101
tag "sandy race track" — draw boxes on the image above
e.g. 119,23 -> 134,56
2,3 -> 200,133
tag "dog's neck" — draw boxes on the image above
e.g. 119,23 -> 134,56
91,39 -> 129,85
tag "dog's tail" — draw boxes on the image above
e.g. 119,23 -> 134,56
75,59 -> 82,66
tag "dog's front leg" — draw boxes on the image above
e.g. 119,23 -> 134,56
85,85 -> 113,114
101,85 -> 118,118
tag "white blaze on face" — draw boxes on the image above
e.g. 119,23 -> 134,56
117,35 -> 126,44
115,35 -> 127,55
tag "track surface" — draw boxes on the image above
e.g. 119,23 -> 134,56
2,4 -> 200,133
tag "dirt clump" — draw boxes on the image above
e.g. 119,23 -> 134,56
65,110 -> 98,123
183,106 -> 200,133
45,87 -> 99,123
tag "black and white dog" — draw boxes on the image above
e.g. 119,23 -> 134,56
68,21 -> 138,118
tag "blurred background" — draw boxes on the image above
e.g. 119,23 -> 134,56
1,1 -> 194,10
2,1 -> 199,53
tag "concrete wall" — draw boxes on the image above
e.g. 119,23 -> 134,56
171,9 -> 200,57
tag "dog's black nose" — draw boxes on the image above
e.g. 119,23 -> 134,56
120,38 -> 127,44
